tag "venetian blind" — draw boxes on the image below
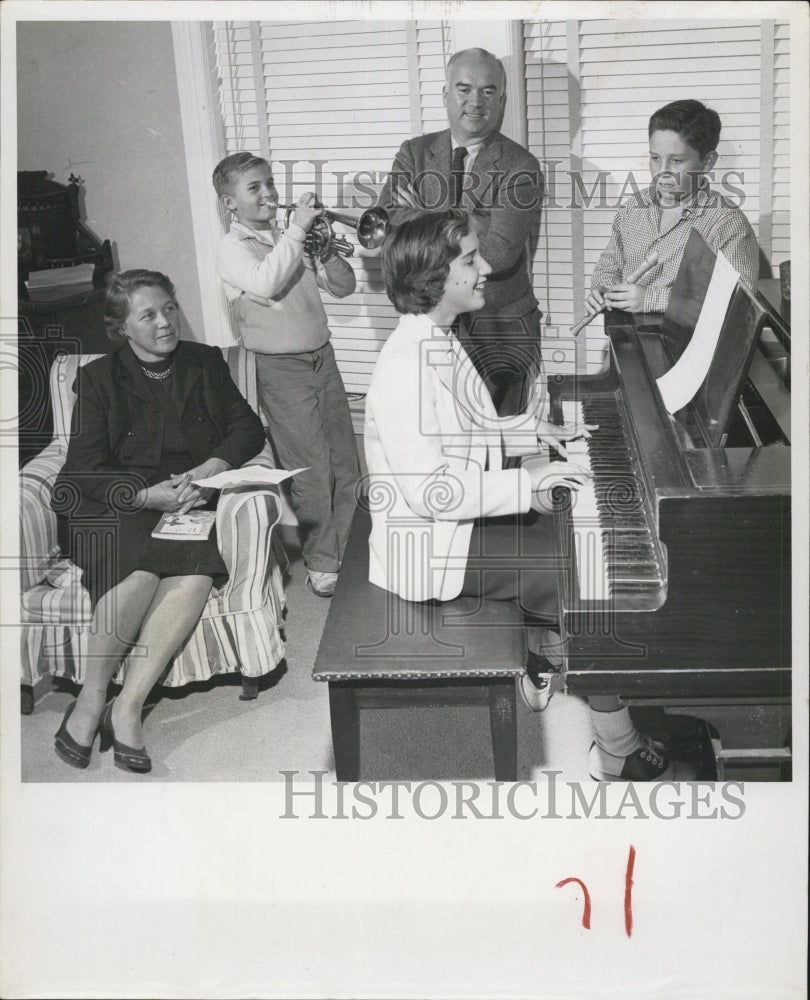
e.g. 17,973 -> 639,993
418,22 -> 455,131
524,18 -> 792,375
771,20 -> 790,262
524,20 -> 579,374
212,19 -> 448,394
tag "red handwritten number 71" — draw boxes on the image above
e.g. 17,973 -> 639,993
556,845 -> 636,936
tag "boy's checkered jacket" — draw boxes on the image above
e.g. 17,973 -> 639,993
590,183 -> 759,314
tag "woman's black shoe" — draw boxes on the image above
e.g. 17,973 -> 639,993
99,701 -> 152,774
54,701 -> 94,770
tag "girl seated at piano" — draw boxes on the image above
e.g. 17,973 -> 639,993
365,209 -> 695,780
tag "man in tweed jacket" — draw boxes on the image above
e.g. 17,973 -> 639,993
377,47 -> 544,415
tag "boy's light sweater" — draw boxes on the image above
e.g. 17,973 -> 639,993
216,218 -> 356,354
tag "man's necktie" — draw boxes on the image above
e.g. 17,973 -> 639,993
450,146 -> 468,207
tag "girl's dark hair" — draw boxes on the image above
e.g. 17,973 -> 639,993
104,269 -> 177,342
381,209 -> 472,315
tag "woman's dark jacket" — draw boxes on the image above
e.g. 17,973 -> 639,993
53,340 -> 266,519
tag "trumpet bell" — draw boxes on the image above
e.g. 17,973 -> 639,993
281,205 -> 390,259
330,207 -> 390,251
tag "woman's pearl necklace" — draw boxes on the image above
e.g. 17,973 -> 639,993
140,364 -> 172,381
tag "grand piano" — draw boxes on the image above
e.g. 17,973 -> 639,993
542,232 -> 792,779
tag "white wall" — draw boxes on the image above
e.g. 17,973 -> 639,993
16,20 -> 205,342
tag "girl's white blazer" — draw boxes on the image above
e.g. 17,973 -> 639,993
364,312 -> 538,602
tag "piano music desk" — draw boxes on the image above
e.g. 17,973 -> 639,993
313,509 -> 526,781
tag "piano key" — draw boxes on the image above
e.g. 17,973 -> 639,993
556,395 -> 663,602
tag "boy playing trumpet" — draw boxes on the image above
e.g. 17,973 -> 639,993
213,152 -> 359,597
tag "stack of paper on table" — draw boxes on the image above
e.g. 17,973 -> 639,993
25,262 -> 95,302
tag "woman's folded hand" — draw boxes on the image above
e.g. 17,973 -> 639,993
137,475 -> 194,513
183,457 -> 231,484
169,473 -> 205,513
170,458 -> 232,513
135,462 -> 231,513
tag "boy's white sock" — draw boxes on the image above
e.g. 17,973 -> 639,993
589,705 -> 642,758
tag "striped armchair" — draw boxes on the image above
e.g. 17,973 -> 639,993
19,347 -> 288,711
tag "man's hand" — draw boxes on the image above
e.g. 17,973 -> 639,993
603,282 -> 646,313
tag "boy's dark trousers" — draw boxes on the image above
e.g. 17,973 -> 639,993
255,342 -> 359,573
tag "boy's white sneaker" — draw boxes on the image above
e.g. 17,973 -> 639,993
307,570 -> 338,598
518,672 -> 553,712
588,736 -> 697,781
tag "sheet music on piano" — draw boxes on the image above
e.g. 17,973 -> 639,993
656,247 -> 740,413
657,231 -> 773,446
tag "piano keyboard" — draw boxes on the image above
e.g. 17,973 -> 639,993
559,397 -> 663,603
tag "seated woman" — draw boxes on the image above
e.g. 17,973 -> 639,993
365,209 -> 695,781
52,269 -> 266,774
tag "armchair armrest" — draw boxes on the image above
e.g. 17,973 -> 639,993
243,442 -> 298,529
212,487 -> 283,615
20,442 -> 67,590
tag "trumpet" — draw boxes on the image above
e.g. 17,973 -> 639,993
282,204 -> 390,260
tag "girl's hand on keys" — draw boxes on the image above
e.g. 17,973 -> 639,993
525,458 -> 592,514
535,419 -> 598,458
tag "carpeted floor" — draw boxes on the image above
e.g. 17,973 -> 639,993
20,541 -> 594,784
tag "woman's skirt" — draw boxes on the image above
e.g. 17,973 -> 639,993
57,507 -> 227,609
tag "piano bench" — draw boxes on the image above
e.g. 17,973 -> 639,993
313,509 -> 527,781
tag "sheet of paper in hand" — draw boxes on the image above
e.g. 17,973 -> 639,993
151,510 -> 216,540
191,465 -> 309,490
